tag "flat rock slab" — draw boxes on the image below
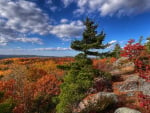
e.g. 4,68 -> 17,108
114,107 -> 141,113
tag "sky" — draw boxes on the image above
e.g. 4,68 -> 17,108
0,0 -> 150,56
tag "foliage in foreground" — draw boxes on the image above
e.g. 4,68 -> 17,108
56,54 -> 95,113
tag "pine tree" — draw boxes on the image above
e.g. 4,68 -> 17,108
138,36 -> 143,44
145,37 -> 150,53
111,43 -> 122,58
71,18 -> 110,56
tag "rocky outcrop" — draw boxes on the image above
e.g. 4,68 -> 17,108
74,92 -> 118,112
93,77 -> 112,92
139,78 -> 150,96
114,107 -> 141,113
119,74 -> 139,92
114,73 -> 150,96
111,57 -> 135,76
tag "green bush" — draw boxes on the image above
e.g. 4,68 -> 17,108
30,94 -> 57,113
0,92 -> 4,100
56,54 -> 94,113
0,98 -> 15,113
145,37 -> 150,53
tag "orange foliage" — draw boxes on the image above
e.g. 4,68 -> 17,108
0,70 -> 11,76
0,57 -> 72,113
34,75 -> 61,97
93,57 -> 116,71
0,79 -> 15,98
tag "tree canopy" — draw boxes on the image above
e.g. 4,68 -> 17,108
71,18 -> 110,56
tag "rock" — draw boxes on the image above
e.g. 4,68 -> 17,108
75,92 -> 118,112
93,77 -> 112,92
139,78 -> 150,96
114,107 -> 141,113
116,73 -> 150,96
111,57 -> 135,76
119,74 -> 139,92
113,57 -> 129,67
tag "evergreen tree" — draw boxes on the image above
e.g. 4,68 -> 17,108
111,43 -> 122,58
145,37 -> 150,53
56,18 -> 110,113
138,36 -> 143,44
71,18 -> 110,56
56,54 -> 95,113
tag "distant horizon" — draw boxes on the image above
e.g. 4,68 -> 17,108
0,54 -> 75,57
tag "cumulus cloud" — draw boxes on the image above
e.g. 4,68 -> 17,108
0,0 -> 49,46
50,20 -> 84,40
0,34 -> 43,46
0,18 -> 43,46
50,6 -> 58,12
0,0 -> 50,35
0,0 -> 85,46
46,0 -> 58,12
62,0 -> 75,7
14,37 -> 43,44
62,0 -> 150,16
60,19 -> 69,23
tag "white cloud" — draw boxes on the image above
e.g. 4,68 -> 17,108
46,0 -> 58,12
0,34 -> 43,46
62,0 -> 150,16
108,40 -> 117,44
50,20 -> 84,39
0,0 -> 85,45
0,0 -> 47,46
107,40 -> 117,49
60,19 -> 69,23
0,37 -> 8,46
62,0 -> 75,7
46,0 -> 53,4
50,6 -> 57,12
0,0 -> 50,35
14,37 -> 43,44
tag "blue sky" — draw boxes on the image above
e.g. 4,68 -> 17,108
0,0 -> 150,56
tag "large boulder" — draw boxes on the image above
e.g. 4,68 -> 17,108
139,78 -> 150,96
117,73 -> 150,96
114,107 -> 141,113
74,92 -> 118,112
111,57 -> 135,76
119,74 -> 139,92
113,57 -> 129,67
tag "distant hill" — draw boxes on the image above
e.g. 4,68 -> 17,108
0,55 -> 43,59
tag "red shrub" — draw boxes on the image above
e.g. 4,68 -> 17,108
121,39 -> 150,111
